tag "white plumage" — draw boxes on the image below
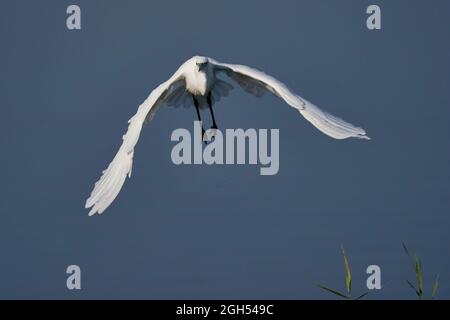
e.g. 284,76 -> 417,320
85,56 -> 370,216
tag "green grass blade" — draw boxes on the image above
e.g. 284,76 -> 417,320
432,273 -> 440,299
341,246 -> 352,295
402,242 -> 410,257
406,280 -> 420,297
406,280 -> 416,291
355,292 -> 369,300
414,253 -> 423,298
318,285 -> 350,299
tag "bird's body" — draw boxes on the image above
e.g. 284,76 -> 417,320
185,59 -> 212,97
85,55 -> 370,216
186,73 -> 209,97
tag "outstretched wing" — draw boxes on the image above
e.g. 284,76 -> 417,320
210,59 -> 370,140
85,68 -> 185,216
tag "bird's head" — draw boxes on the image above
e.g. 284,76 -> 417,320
194,56 -> 209,72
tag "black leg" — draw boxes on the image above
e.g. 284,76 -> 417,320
192,95 -> 206,144
207,92 -> 218,129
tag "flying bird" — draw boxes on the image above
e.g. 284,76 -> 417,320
85,56 -> 370,216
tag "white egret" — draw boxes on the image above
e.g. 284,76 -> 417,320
86,56 -> 370,216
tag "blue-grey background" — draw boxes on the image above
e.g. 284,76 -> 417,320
1,0 -> 449,299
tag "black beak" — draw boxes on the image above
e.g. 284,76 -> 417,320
197,62 -> 207,71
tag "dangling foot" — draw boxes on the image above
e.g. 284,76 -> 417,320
210,123 -> 218,140
202,127 -> 208,145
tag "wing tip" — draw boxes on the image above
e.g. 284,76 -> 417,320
358,134 -> 371,140
85,198 -> 92,208
354,129 -> 371,140
86,200 -> 97,216
87,203 -> 104,216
